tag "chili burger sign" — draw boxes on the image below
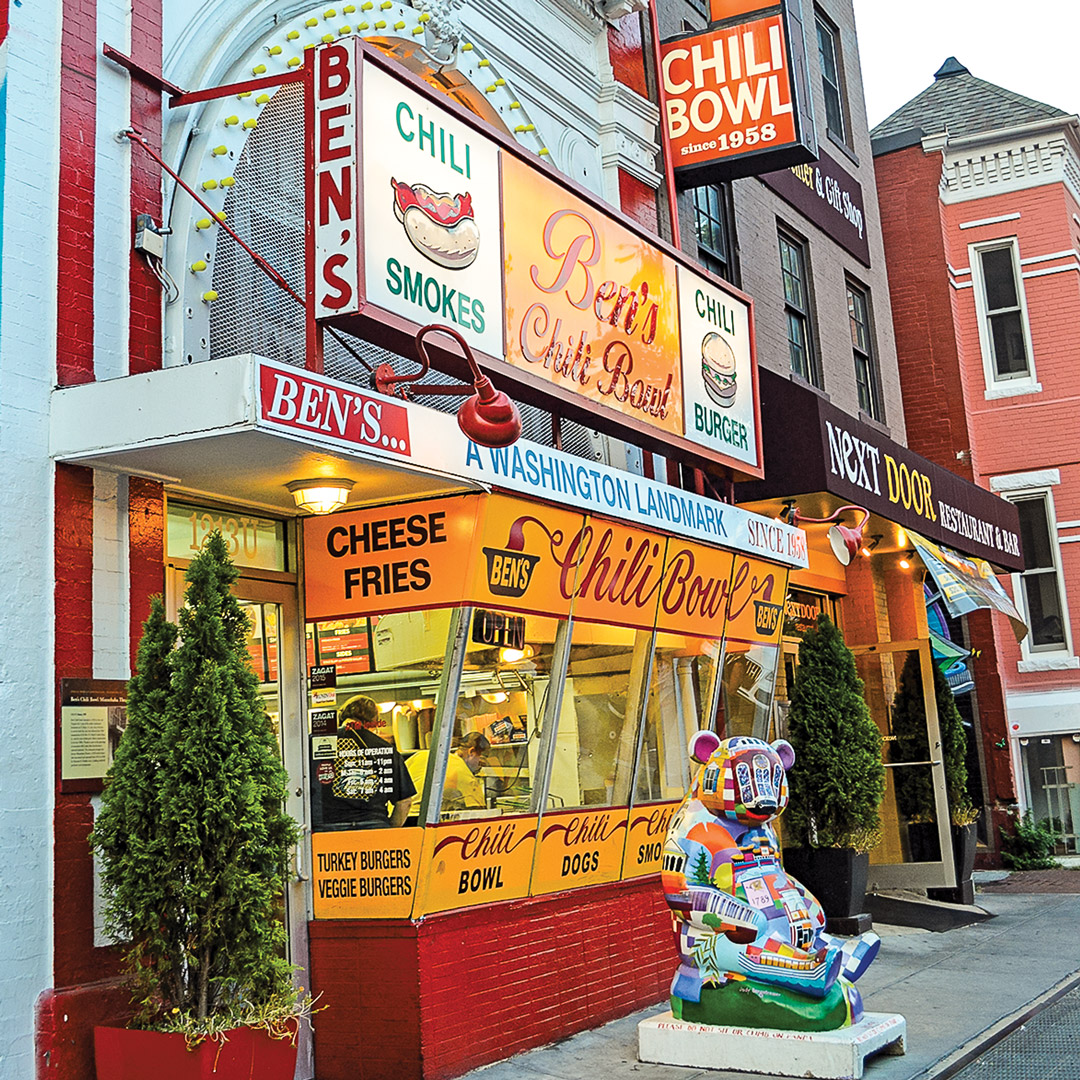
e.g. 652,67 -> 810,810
306,39 -> 763,476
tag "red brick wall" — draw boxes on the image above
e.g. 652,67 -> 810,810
619,170 -> 659,236
47,466 -> 129,1080
129,2 -> 164,375
309,878 -> 676,1080
56,0 -> 96,387
128,478 -> 165,661
607,14 -> 647,98
874,145 -> 973,479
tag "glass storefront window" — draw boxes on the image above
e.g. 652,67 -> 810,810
308,607 -> 453,832
417,610 -> 560,820
717,640 -> 780,740
1020,735 -> 1080,855
550,622 -> 650,811
635,632 -> 721,803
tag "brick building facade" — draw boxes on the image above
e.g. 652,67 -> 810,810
874,59 -> 1080,853
0,7 -> 1027,1080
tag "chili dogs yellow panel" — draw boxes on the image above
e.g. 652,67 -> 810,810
530,807 -> 629,895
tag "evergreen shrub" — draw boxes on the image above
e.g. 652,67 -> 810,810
91,533 -> 309,1039
999,811 -> 1061,871
785,615 -> 885,851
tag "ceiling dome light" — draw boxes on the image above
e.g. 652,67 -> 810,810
286,477 -> 354,515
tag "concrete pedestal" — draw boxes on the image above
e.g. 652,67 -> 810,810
638,1011 -> 906,1080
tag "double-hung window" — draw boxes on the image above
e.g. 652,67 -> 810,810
693,184 -> 736,283
847,281 -> 883,422
815,11 -> 847,146
972,240 -> 1035,387
778,231 -> 818,386
1012,494 -> 1067,650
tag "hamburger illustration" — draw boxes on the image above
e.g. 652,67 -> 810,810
700,331 -> 738,408
391,178 -> 480,270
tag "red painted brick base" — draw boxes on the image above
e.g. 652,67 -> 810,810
309,877 -> 677,1080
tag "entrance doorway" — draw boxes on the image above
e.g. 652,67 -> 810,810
166,565 -> 312,1078
849,639 -> 954,891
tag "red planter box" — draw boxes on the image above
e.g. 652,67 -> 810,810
94,1024 -> 298,1080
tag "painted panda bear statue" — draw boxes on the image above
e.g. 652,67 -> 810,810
661,732 -> 880,1032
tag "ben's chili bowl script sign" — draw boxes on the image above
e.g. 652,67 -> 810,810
502,154 -> 683,436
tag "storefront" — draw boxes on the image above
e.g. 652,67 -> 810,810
46,36 -> 819,1079
739,368 -> 1026,884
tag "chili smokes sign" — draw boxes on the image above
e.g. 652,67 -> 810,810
306,41 -> 763,476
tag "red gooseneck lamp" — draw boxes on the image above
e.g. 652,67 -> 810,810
373,324 -> 523,449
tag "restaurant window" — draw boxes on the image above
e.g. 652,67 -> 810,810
551,622 -> 652,811
815,10 -> 848,146
1010,494 -> 1069,652
717,638 -> 782,741
635,631 -> 722,803
972,240 -> 1035,385
421,609 -> 561,819
778,230 -> 819,386
308,607 -> 454,832
693,183 -> 736,283
847,281 -> 884,422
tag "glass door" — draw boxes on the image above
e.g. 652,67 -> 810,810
167,568 -> 311,1079
849,639 -> 954,891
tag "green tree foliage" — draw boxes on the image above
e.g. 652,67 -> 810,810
92,533 -> 299,1028
890,653 -> 975,825
785,615 -> 885,850
999,811 -> 1061,871
690,848 -> 712,885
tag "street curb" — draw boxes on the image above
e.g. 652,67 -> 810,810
914,969 -> 1080,1080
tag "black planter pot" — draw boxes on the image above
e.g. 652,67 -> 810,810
928,822 -> 978,906
782,846 -> 870,921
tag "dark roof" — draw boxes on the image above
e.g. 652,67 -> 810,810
871,58 -> 1068,148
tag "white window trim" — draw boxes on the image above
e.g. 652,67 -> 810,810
1005,487 -> 1076,668
969,238 -> 1039,396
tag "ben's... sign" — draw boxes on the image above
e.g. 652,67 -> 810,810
660,10 -> 816,183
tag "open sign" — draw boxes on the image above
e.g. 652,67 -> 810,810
472,609 -> 527,650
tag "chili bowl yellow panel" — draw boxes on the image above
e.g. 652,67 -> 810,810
417,813 -> 539,915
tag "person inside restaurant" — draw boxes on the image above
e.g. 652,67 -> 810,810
407,731 -> 492,816
320,695 -> 415,829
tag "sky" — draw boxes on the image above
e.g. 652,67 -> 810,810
851,1 -> 1080,129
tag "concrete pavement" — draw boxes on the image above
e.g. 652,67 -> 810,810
459,880 -> 1080,1080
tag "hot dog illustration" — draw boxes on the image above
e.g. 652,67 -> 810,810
391,178 -> 480,270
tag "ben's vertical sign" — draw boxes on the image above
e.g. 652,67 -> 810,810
660,6 -> 816,183
311,39 -> 362,318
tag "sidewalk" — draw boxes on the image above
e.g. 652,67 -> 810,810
459,876 -> 1080,1080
